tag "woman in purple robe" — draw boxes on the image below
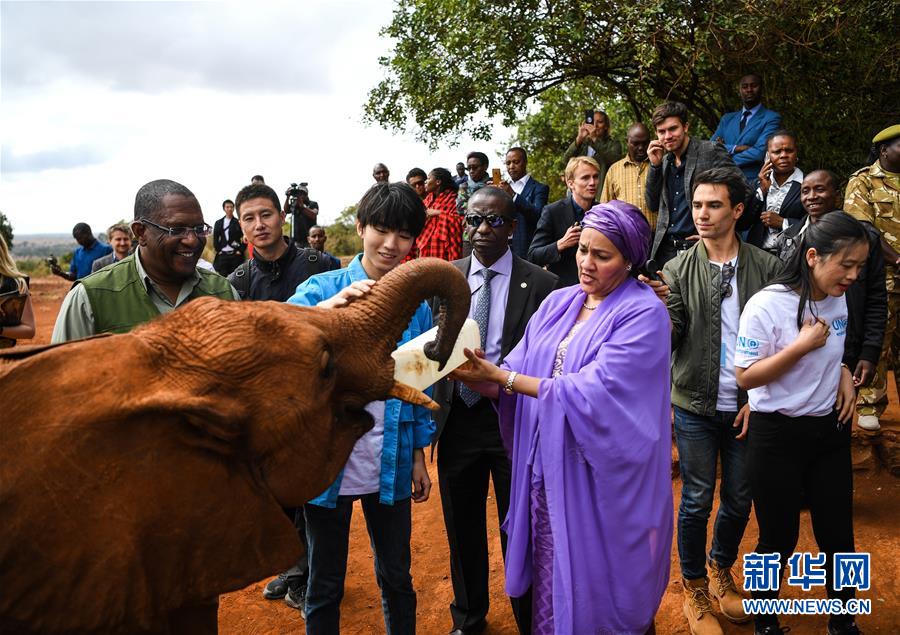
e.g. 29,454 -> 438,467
453,200 -> 673,634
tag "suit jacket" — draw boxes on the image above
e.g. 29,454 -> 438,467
511,177 -> 550,258
213,216 -> 246,255
527,197 -> 584,286
646,138 -> 736,259
430,254 -> 559,439
710,105 -> 782,182
744,180 -> 806,248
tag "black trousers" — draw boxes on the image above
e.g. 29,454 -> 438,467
747,410 -> 855,627
438,396 -> 531,634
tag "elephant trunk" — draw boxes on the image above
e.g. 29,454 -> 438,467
337,258 -> 470,400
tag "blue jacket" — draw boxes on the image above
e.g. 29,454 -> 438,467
286,254 -> 435,507
711,105 -> 782,181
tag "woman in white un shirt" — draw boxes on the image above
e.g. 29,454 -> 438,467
734,212 -> 868,635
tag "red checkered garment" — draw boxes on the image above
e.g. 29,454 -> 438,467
416,189 -> 463,261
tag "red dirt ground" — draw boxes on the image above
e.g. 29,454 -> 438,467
26,276 -> 900,634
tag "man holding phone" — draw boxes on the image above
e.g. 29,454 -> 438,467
496,147 -> 550,258
563,109 -> 623,191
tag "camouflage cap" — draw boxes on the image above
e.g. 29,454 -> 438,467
873,124 -> 900,144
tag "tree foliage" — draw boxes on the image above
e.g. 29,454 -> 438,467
0,211 -> 13,250
367,0 -> 899,177
325,205 -> 362,257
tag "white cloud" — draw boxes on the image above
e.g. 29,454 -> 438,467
1,0 -> 516,235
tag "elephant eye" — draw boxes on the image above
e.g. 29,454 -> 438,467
320,348 -> 335,380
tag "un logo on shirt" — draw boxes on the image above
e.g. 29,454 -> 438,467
736,336 -> 760,358
832,318 -> 848,337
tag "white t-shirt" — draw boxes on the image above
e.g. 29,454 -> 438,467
713,258 -> 739,411
338,401 -> 384,496
735,285 -> 847,417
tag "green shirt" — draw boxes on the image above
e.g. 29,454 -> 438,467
51,248 -> 240,343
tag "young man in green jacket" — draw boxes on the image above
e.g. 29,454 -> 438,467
646,167 -> 781,635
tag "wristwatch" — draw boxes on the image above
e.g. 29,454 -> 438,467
504,371 -> 518,395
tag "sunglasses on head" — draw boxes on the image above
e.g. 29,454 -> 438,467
465,213 -> 510,228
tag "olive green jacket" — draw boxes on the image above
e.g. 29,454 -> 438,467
663,238 -> 782,416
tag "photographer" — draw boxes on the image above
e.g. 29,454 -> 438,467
283,182 -> 319,247
50,222 -> 112,281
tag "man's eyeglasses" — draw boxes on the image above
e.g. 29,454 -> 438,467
719,262 -> 735,302
465,214 -> 511,228
139,218 -> 212,238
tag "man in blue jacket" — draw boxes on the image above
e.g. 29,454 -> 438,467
711,74 -> 782,186
287,182 -> 433,634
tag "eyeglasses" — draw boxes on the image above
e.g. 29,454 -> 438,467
465,214 -> 511,228
719,262 -> 735,302
139,217 -> 212,238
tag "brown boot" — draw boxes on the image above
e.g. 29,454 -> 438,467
708,560 -> 751,623
682,577 -> 724,635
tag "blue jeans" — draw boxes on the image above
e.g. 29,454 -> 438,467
304,495 -> 415,635
673,406 -> 752,580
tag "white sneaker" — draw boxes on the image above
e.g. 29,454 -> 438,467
857,415 -> 881,431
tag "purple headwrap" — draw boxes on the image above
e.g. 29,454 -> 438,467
581,200 -> 651,266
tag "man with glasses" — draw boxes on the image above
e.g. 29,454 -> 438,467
644,167 -> 781,635
432,187 -> 557,635
52,179 -> 239,343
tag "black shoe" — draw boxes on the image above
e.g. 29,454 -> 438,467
449,619 -> 487,635
828,618 -> 862,635
262,572 -> 291,600
284,582 -> 307,619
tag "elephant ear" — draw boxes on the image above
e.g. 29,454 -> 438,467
0,361 -> 301,632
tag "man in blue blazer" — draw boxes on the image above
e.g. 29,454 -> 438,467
711,74 -> 782,186
497,147 -> 550,258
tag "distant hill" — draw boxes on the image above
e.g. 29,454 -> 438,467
12,234 -> 76,258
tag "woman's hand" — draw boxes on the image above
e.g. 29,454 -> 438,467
425,207 -> 442,218
757,161 -> 773,194
317,279 -> 376,309
411,448 -> 431,503
793,318 -> 829,354
835,365 -> 856,424
449,348 -> 504,399
733,403 -> 751,440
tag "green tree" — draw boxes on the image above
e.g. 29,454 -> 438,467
325,205 -> 362,257
367,0 -> 898,177
0,211 -> 13,250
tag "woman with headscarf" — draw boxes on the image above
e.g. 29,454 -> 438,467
453,201 -> 673,634
416,167 -> 462,261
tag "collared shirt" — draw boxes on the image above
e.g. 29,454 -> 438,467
759,167 -> 804,248
467,248 -> 513,364
51,247 -> 240,343
600,156 -> 654,226
665,154 -> 692,237
509,173 -> 531,197
69,241 -> 113,279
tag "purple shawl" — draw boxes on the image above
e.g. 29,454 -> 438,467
498,279 -> 673,634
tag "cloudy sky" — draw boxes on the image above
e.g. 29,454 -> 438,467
1,1 -> 514,235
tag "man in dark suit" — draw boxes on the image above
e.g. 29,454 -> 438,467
434,187 -> 558,635
527,156 -> 600,286
212,198 -> 246,275
646,101 -> 738,265
711,74 -> 782,185
496,147 -> 550,258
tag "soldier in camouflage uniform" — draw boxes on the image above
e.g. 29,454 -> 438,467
845,124 -> 900,431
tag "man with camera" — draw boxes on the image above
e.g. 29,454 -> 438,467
283,182 -> 319,247
50,222 -> 113,281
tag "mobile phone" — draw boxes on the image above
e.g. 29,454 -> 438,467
584,109 -> 595,125
642,259 -> 663,282
491,168 -> 501,185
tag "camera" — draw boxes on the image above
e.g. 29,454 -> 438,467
285,182 -> 308,200
46,255 -> 59,268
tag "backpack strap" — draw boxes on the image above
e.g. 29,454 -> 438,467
229,261 -> 252,300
